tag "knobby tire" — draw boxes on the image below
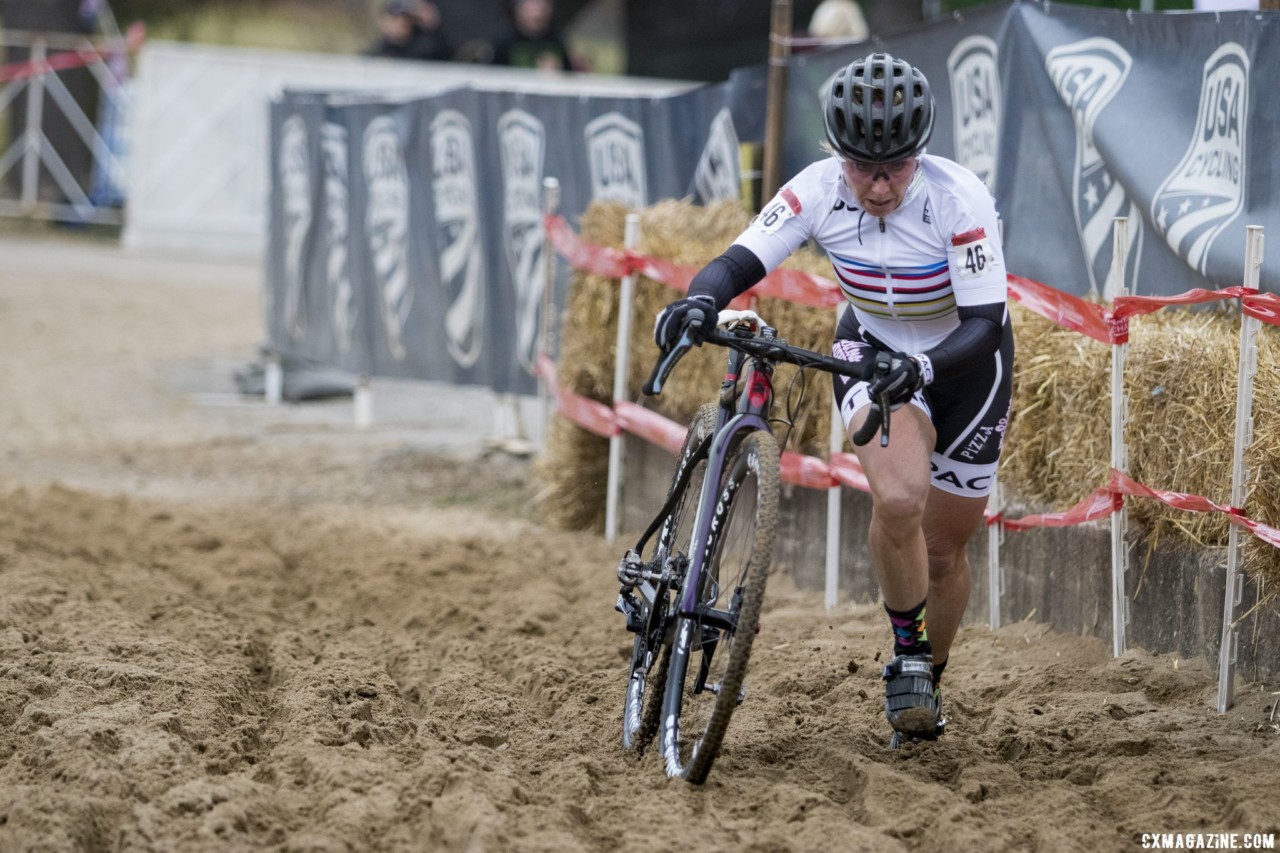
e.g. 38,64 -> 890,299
622,404 -> 717,755
659,425 -> 779,783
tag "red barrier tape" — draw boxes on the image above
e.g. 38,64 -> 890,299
781,451 -> 839,489
0,23 -> 145,84
1112,285 -> 1254,321
1005,274 -> 1112,344
614,401 -> 686,455
546,214 -> 843,308
829,452 -> 870,493
1243,292 -> 1280,326
1110,469 -> 1280,549
545,217 -> 1280,548
536,353 -> 619,438
535,351 -> 872,492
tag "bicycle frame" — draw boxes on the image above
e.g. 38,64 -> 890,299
675,346 -> 774,619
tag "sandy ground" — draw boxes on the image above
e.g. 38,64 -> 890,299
2,230 -> 1279,853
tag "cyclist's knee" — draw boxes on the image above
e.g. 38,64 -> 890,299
926,544 -> 968,579
872,488 -> 928,529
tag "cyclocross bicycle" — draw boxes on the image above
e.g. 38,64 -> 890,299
614,307 -> 891,783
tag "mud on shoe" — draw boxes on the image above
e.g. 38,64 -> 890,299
882,653 -> 941,739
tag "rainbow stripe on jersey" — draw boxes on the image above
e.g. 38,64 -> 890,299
829,253 -> 956,320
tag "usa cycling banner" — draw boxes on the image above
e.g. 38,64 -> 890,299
266,83 -> 736,394
783,1 -> 1278,300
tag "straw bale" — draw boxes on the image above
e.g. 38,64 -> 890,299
1001,304 -> 1111,506
1003,302 -> 1280,588
532,201 -> 632,532
537,198 -> 1280,589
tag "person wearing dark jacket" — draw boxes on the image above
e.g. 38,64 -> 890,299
368,0 -> 454,62
491,0 -> 574,71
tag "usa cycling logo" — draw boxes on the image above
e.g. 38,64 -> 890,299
430,109 -> 485,369
947,36 -> 1000,191
586,112 -> 647,208
693,107 -> 740,204
1151,43 -> 1248,276
321,122 -> 355,356
364,115 -> 411,361
498,109 -> 545,374
279,113 -> 311,342
1046,38 -> 1143,297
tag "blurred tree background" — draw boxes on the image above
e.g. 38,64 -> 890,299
0,0 -> 1226,78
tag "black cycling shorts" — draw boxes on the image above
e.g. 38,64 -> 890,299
830,307 -> 1014,498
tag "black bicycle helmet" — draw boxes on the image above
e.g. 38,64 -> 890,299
822,53 -> 935,163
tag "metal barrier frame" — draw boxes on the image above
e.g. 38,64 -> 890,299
0,28 -> 137,226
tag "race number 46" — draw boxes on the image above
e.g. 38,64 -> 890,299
952,226 -> 992,280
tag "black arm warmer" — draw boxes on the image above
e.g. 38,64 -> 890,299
687,244 -> 767,309
920,302 -> 1006,383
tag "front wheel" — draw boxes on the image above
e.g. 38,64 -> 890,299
621,404 -> 717,754
659,426 -> 779,783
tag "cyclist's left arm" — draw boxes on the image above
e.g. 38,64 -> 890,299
909,180 -> 1008,385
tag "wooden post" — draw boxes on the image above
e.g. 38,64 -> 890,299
1262,0 -> 1279,11
762,0 -> 793,201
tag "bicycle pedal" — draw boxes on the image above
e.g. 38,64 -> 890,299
704,682 -> 747,705
615,592 -> 644,634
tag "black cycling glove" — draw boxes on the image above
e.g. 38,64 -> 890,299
653,294 -> 718,350
869,352 -> 926,406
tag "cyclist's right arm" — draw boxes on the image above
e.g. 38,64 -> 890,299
687,162 -> 829,310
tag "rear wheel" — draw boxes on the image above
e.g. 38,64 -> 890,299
621,404 -> 717,754
659,426 -> 779,783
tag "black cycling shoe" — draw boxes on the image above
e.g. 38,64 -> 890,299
882,653 -> 942,740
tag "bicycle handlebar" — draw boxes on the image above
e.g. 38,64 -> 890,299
643,317 -> 893,446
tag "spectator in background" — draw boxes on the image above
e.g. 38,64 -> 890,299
367,0 -> 419,59
492,0 -> 575,72
368,0 -> 455,61
807,0 -> 869,41
405,0 -> 455,62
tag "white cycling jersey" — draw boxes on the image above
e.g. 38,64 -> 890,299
732,154 -> 1006,354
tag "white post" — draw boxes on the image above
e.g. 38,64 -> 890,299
264,353 -> 283,406
21,39 -> 47,213
354,375 -> 374,429
605,213 -> 641,543
539,177 -> 561,441
1108,217 -> 1131,657
1217,224 -> 1264,714
988,477 -> 1003,629
825,360 -> 844,610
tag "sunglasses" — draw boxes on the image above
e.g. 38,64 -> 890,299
844,158 -> 915,177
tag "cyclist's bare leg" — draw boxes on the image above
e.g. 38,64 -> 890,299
847,403 -> 936,611
921,487 -> 988,670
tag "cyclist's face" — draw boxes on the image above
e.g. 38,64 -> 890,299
841,156 -> 918,217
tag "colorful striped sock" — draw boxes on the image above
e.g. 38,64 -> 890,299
884,599 -> 931,658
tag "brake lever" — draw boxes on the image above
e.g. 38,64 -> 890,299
850,352 -> 893,448
643,323 -> 700,396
